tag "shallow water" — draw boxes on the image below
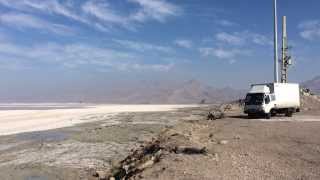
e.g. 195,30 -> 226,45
16,131 -> 69,142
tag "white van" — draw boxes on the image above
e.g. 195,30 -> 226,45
244,83 -> 300,119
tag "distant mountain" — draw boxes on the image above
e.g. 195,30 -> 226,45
0,79 -> 245,104
105,80 -> 245,104
302,76 -> 320,95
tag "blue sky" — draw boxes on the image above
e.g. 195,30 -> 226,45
0,0 -> 319,95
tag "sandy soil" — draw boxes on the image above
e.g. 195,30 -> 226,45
0,104 -> 197,136
136,109 -> 320,180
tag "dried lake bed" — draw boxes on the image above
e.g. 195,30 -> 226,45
0,103 -> 207,179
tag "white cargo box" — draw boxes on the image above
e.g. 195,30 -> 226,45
272,83 -> 300,109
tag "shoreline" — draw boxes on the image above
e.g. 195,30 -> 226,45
0,104 -> 200,136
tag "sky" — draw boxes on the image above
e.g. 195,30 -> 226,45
0,0 -> 319,100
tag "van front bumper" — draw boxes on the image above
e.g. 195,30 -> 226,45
244,106 -> 266,114
244,109 -> 265,114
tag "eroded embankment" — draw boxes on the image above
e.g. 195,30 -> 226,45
89,104 -> 230,180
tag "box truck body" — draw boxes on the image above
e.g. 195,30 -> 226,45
244,83 -> 300,118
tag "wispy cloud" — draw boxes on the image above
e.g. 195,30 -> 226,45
174,39 -> 193,49
215,31 -> 272,46
82,0 -> 128,29
200,47 -> 251,61
216,32 -> 244,46
113,39 -> 173,53
298,20 -> 320,41
121,63 -> 174,71
0,0 -> 181,33
0,0 -> 86,23
0,12 -> 74,35
128,0 -> 181,23
251,34 -> 273,46
215,19 -> 237,27
0,38 -> 174,72
201,31 -> 271,63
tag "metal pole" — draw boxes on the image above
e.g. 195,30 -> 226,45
281,16 -> 287,83
274,0 -> 279,83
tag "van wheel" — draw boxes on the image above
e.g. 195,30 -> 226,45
271,110 -> 277,117
248,113 -> 254,119
265,113 -> 271,119
285,109 -> 293,117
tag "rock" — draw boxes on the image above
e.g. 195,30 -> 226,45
213,153 -> 219,161
109,177 -> 116,180
96,171 -> 107,180
138,159 -> 155,170
89,169 -> 99,177
234,135 -> 241,140
207,110 -> 225,120
174,146 -> 207,155
218,140 -> 229,145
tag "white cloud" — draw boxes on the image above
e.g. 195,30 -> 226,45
0,0 -> 181,33
215,19 -> 236,27
199,47 -> 251,63
215,31 -> 272,46
128,0 -> 181,22
174,39 -> 193,49
251,34 -> 273,46
113,39 -> 173,53
298,20 -> 320,40
0,39 -> 174,71
216,32 -> 244,46
0,0 -> 86,23
0,13 -> 73,35
121,63 -> 174,71
82,0 -> 128,27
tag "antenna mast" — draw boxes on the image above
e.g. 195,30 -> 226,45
273,0 -> 279,83
281,16 -> 292,83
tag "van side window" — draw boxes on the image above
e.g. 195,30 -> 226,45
271,95 -> 276,101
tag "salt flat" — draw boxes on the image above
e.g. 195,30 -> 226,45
0,104 -> 197,136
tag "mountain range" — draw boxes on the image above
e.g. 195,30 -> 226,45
0,80 -> 245,104
2,76 -> 319,104
302,76 -> 320,95
96,80 -> 245,104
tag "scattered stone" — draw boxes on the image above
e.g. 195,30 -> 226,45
218,140 -> 229,145
170,133 -> 179,137
207,110 -> 225,120
209,133 -> 214,138
173,146 -> 207,155
212,153 -> 219,161
96,171 -> 107,180
234,135 -> 241,140
89,169 -> 98,177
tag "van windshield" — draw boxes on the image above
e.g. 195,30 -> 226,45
245,93 -> 264,105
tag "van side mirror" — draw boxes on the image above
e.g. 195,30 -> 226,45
265,96 -> 270,104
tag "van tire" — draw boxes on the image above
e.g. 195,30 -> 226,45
266,113 -> 271,119
285,109 -> 293,117
248,113 -> 255,119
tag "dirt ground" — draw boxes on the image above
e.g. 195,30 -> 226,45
137,109 -> 320,180
1,99 -> 320,180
